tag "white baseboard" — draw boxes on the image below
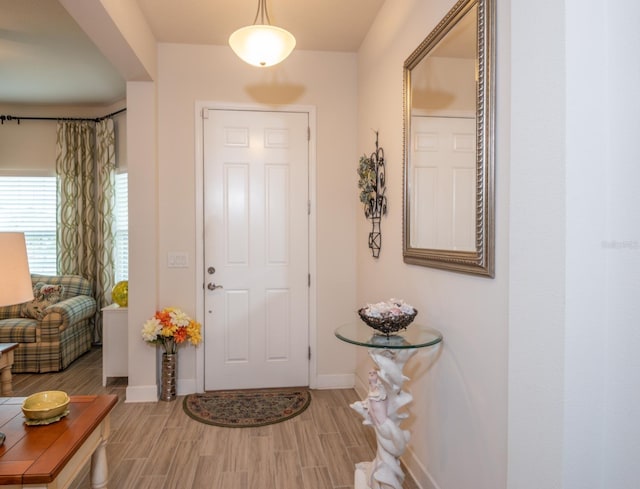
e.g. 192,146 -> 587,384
177,379 -> 197,396
314,373 -> 355,390
354,372 -> 367,399
125,384 -> 158,403
402,445 -> 441,489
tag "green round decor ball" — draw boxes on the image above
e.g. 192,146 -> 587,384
112,280 -> 129,307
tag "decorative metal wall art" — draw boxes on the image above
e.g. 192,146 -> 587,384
358,131 -> 387,258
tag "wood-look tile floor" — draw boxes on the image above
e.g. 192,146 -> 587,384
11,347 -> 420,489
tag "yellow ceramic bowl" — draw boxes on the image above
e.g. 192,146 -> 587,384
22,391 -> 70,420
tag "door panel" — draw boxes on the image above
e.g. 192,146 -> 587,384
203,109 -> 309,390
411,115 -> 476,251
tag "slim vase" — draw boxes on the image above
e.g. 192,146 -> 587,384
160,353 -> 177,401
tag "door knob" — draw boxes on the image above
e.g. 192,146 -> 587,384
207,283 -> 223,291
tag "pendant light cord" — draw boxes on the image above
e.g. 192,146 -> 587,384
252,0 -> 272,26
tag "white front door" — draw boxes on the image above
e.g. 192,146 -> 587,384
203,109 -> 309,390
411,115 -> 476,251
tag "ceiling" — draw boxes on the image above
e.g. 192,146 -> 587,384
0,0 -> 385,106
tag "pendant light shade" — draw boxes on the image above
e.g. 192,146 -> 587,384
229,0 -> 296,67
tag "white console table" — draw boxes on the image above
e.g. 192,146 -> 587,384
101,304 -> 128,386
335,322 -> 442,489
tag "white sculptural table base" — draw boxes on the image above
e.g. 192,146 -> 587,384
351,348 -> 417,489
335,323 -> 443,489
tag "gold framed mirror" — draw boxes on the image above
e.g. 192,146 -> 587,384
402,0 -> 495,277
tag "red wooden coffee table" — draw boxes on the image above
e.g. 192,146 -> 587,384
0,395 -> 118,488
0,343 -> 18,396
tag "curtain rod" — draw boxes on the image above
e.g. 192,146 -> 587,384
0,107 -> 126,125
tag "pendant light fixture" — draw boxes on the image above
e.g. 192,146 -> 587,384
229,0 -> 296,67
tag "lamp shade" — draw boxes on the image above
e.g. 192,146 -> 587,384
0,233 -> 34,307
229,24 -> 296,67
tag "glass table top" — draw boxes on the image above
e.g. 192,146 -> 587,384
335,321 -> 443,349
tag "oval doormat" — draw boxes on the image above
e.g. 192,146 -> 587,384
183,388 -> 311,428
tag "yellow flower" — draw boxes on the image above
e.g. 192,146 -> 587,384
186,320 -> 202,345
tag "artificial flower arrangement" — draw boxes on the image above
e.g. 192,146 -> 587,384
141,307 -> 202,354
357,154 -> 377,212
357,152 -> 387,220
358,298 -> 417,336
357,132 -> 387,258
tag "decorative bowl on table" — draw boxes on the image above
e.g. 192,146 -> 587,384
22,390 -> 70,421
358,299 -> 418,336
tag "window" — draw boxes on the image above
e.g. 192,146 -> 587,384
0,174 -> 128,281
114,172 -> 128,282
0,176 -> 57,274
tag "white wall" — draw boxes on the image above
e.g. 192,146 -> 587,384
563,1 -> 607,487
510,0 -> 640,489
154,44 -> 359,390
412,57 -> 477,114
125,81 -> 159,402
356,1 -> 509,488
587,0 -> 640,487
508,0 -> 566,486
60,0 -> 156,82
0,102 -> 127,174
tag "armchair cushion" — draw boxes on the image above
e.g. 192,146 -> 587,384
20,283 -> 65,319
0,318 -> 37,343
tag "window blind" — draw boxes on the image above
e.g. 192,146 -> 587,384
114,172 -> 128,282
0,176 -> 57,274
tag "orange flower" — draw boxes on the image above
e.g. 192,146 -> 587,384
156,310 -> 172,326
173,327 -> 188,343
141,307 -> 202,353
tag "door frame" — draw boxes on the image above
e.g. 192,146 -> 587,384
194,101 -> 318,392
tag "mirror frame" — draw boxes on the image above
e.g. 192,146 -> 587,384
402,0 -> 495,277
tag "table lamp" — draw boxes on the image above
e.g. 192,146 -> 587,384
0,232 -> 33,446
0,232 -> 34,307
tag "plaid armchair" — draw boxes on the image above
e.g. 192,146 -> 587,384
0,274 -> 96,373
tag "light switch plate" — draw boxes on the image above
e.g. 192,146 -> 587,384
168,252 -> 189,268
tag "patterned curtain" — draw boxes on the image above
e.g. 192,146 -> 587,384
56,119 -> 116,343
